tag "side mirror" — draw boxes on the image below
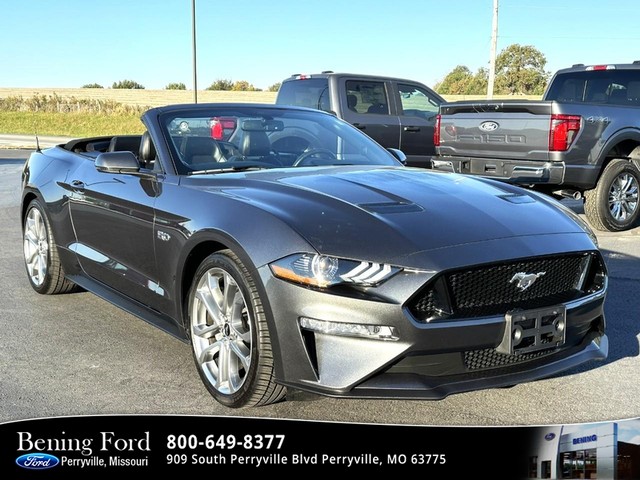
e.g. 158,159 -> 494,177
95,151 -> 140,173
387,148 -> 407,165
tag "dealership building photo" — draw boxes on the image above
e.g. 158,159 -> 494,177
529,419 -> 640,479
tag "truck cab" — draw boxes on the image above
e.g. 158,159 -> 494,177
276,72 -> 444,168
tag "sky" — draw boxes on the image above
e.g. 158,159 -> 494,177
1,0 -> 638,91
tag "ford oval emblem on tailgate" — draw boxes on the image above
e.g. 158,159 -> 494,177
479,121 -> 499,132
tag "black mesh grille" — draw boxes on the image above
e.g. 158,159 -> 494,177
411,288 -> 437,316
409,252 -> 604,322
464,348 -> 554,370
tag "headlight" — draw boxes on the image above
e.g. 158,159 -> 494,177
269,253 -> 401,288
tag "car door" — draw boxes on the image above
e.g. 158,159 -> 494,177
66,159 -> 162,310
339,78 -> 401,150
395,82 -> 442,168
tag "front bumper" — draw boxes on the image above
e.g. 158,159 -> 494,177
259,263 -> 607,399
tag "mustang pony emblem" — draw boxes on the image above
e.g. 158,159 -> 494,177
510,272 -> 546,291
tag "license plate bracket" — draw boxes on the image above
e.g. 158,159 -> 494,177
496,305 -> 566,355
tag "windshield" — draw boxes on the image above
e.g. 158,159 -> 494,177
160,106 -> 400,175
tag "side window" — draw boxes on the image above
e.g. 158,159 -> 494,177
398,84 -> 440,118
551,78 -> 585,102
345,80 -> 389,115
548,70 -> 640,105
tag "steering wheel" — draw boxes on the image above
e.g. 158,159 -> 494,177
292,148 -> 337,167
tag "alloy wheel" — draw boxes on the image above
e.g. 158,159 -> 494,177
23,207 -> 49,287
190,267 -> 252,395
608,172 -> 638,221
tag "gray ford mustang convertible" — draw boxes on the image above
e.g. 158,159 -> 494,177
21,104 -> 608,408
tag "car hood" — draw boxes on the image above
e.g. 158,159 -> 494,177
183,166 -> 591,267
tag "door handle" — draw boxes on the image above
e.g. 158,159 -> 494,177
353,123 -> 366,130
70,180 -> 85,193
403,126 -> 421,132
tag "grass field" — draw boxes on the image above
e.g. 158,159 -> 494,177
0,88 -> 277,107
0,88 -> 541,137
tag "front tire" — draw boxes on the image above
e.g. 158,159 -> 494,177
23,199 -> 75,294
187,250 -> 286,408
584,159 -> 640,231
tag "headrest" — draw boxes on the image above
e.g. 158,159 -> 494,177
347,94 -> 357,110
240,130 -> 271,157
107,135 -> 142,153
139,131 -> 157,161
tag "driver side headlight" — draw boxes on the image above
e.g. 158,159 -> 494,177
269,253 -> 401,288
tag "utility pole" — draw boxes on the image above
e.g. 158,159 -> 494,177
487,0 -> 499,99
192,0 -> 198,103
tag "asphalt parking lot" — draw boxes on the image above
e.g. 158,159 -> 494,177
1,148 -> 639,426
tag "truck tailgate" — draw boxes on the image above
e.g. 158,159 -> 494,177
438,100 -> 554,161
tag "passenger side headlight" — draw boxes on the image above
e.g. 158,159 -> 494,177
270,253 -> 401,288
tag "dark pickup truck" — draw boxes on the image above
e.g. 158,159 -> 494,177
276,72 -> 444,168
432,62 -> 640,231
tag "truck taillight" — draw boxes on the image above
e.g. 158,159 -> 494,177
549,114 -> 581,151
434,114 -> 441,146
210,117 -> 237,140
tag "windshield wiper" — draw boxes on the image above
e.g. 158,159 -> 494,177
188,162 -> 273,175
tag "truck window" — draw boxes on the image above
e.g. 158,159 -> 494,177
547,70 -> 640,106
345,80 -> 389,114
398,84 -> 440,118
277,78 -> 331,111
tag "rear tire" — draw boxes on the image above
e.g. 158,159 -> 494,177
584,159 -> 640,231
23,199 -> 75,295
187,249 -> 286,408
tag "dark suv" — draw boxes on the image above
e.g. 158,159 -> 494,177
276,72 -> 444,168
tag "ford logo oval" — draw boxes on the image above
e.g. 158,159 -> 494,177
544,433 -> 556,441
16,453 -> 60,470
479,121 -> 499,132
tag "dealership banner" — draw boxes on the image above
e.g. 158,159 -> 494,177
2,415 -> 639,478
0,415 -> 535,477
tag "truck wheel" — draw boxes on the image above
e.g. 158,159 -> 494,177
584,159 -> 640,232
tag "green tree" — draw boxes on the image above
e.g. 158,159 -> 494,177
112,79 -> 145,89
435,66 -> 488,95
165,82 -> 186,90
231,80 -> 259,91
82,83 -> 104,89
494,44 -> 550,95
206,79 -> 233,91
467,68 -> 489,95
434,66 -> 474,95
267,82 -> 281,92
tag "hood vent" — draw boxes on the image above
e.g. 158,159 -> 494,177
358,202 -> 424,214
498,193 -> 535,204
